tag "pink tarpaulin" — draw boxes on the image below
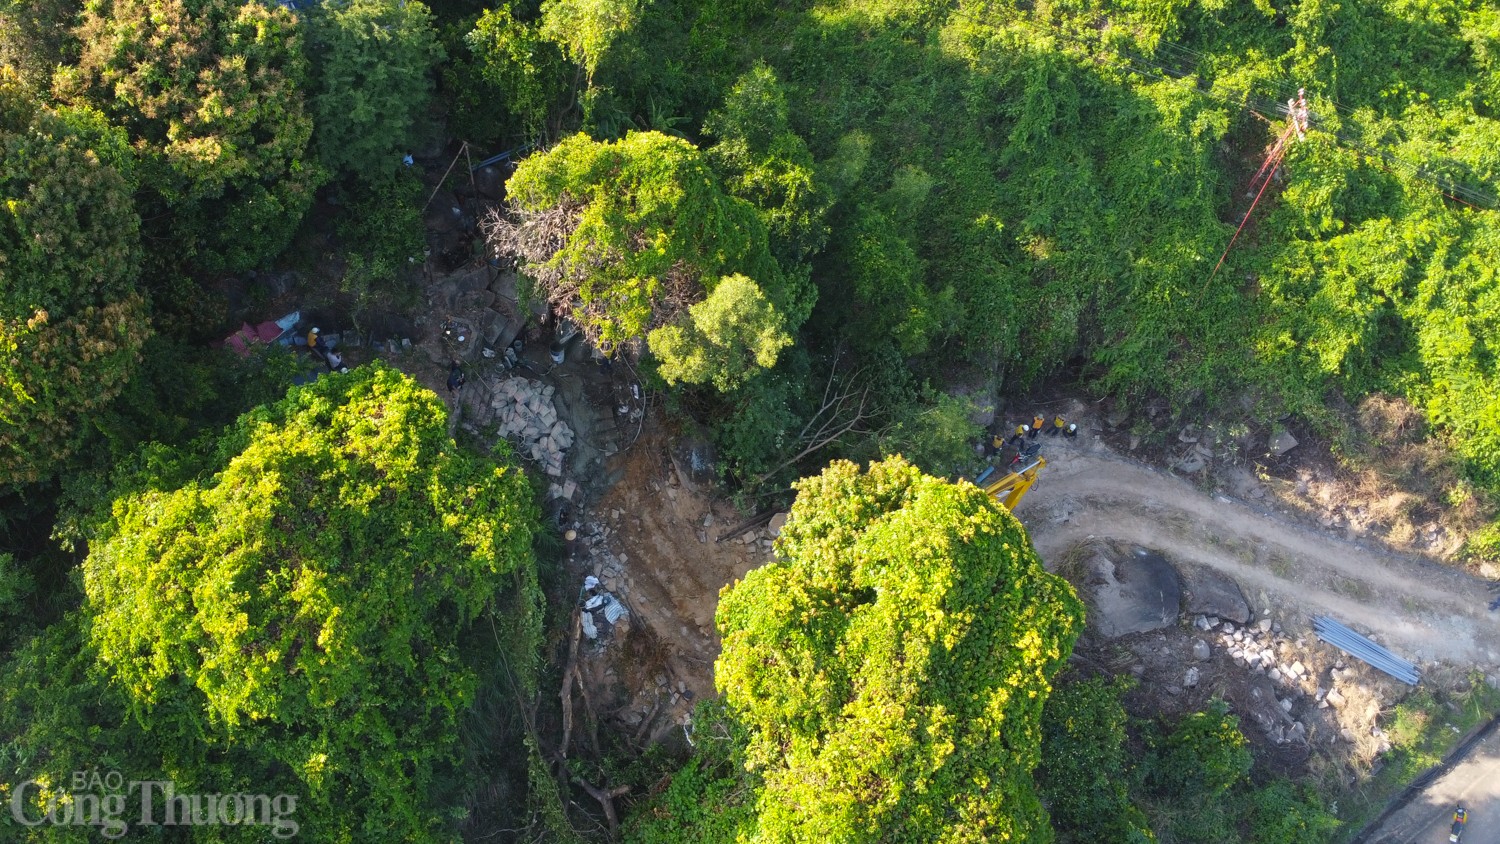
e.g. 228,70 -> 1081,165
218,321 -> 286,357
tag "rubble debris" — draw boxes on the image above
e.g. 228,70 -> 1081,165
491,376 -> 574,480
578,575 -> 630,645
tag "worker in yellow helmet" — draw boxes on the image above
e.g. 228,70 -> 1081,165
1048,414 -> 1066,436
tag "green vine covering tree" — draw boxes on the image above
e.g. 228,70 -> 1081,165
489,130 -> 808,375
708,457 -> 1084,842
77,363 -> 538,840
55,0 -> 321,272
0,80 -> 149,485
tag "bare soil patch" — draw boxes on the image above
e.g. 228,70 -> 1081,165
562,421 -> 772,746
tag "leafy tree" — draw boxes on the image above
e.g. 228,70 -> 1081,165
649,274 -> 792,391
1037,677 -> 1156,843
711,347 -> 810,481
307,0 -> 445,180
0,552 -> 34,655
491,131 -> 804,363
0,553 -> 26,615
624,701 -> 759,843
0,89 -> 149,485
864,388 -> 984,480
333,170 -> 428,317
463,3 -> 569,139
78,363 -> 539,840
824,204 -> 955,357
538,0 -> 641,84
1245,779 -> 1341,844
704,63 -> 830,267
0,0 -> 81,91
713,457 -> 1084,841
55,0 -> 321,271
1144,701 -> 1252,800
0,619 -> 166,843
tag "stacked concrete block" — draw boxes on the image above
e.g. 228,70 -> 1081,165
491,377 -> 575,484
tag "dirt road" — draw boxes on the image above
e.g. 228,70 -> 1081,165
1016,435 -> 1500,671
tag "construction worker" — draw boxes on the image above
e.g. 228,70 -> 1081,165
1030,415 -> 1044,437
1048,415 -> 1066,436
1009,424 -> 1029,445
1064,422 -> 1079,438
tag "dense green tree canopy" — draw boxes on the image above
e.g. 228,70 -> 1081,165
492,130 -> 807,365
538,0 -> 641,83
703,63 -> 830,266
0,87 -> 148,485
465,4 -> 569,139
649,273 -> 792,391
713,457 -> 1084,841
307,0 -> 444,179
79,363 -> 538,840
1037,678 -> 1156,843
56,0 -> 320,271
0,0 -> 79,92
567,0 -> 1500,543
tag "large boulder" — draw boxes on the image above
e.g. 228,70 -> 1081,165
1180,564 -> 1251,624
1082,546 -> 1182,638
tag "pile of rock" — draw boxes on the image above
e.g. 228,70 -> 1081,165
1206,616 -> 1316,689
577,516 -> 634,601
491,377 -> 574,476
706,511 -> 786,555
1193,613 -> 1325,745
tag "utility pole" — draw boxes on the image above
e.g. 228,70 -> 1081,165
1200,84 -> 1313,289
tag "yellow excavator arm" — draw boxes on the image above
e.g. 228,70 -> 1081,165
982,457 -> 1046,511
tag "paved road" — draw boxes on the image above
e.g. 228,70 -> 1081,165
1365,726 -> 1500,844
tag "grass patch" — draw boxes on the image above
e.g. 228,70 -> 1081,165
1267,552 -> 1294,578
1328,575 -> 1373,601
